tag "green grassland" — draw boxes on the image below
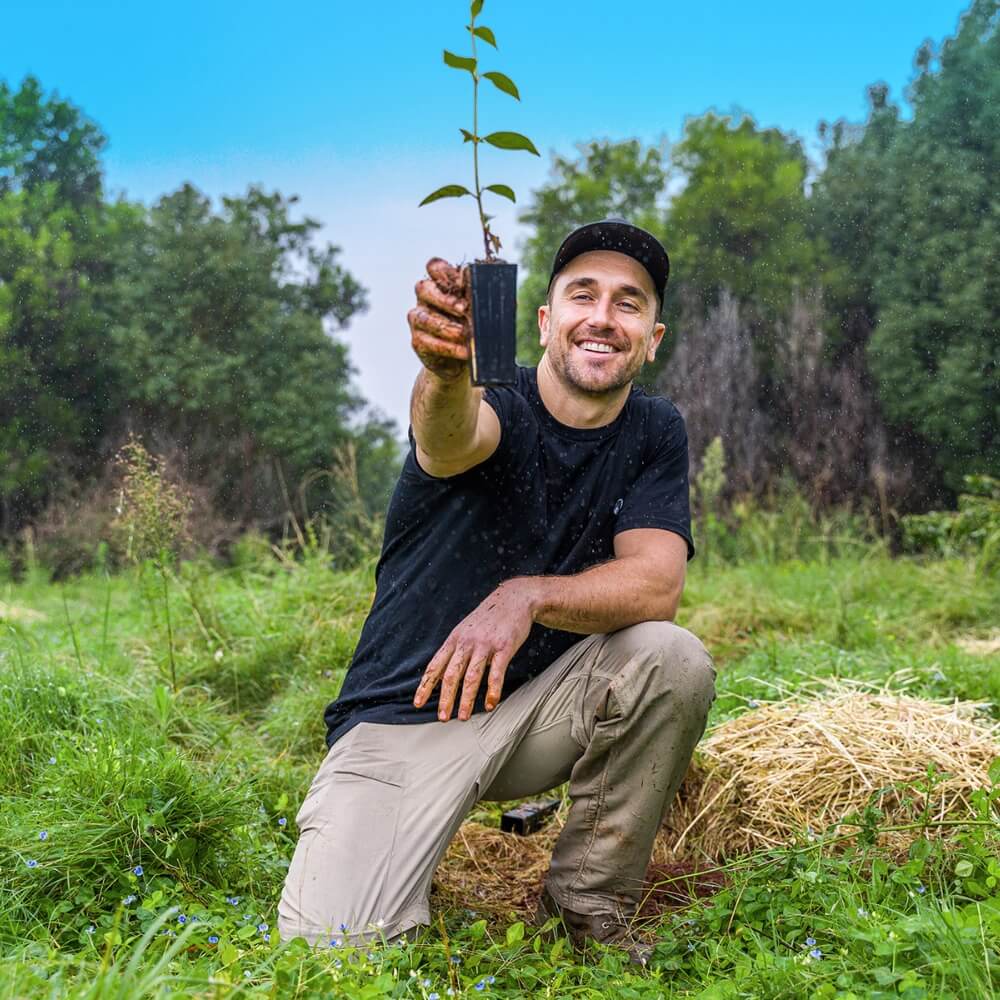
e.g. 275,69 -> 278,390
1,541 -> 998,998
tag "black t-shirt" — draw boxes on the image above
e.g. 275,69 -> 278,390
324,365 -> 693,747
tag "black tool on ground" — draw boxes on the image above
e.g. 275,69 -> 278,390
499,798 -> 562,836
468,260 -> 517,385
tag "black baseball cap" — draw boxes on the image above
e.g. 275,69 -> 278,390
548,217 -> 670,315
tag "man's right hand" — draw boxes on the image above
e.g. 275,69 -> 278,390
408,258 -> 472,380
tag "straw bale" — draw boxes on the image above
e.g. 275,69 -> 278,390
661,680 -> 1000,861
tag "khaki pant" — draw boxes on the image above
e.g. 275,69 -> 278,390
278,621 -> 716,945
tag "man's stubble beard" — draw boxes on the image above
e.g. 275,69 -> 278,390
548,330 -> 650,398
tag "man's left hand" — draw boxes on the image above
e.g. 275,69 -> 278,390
413,578 -> 538,722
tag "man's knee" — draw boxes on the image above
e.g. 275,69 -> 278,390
605,620 -> 716,709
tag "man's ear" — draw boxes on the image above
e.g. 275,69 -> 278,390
646,322 -> 666,363
538,303 -> 551,347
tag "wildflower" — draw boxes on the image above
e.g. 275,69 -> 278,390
422,980 -> 431,988
178,915 -> 187,925
48,757 -> 56,764
857,907 -> 868,917
243,914 -> 252,921
26,859 -> 38,869
748,699 -> 760,708
244,971 -> 252,978
476,982 -> 486,992
805,936 -> 816,946
123,895 -> 137,905
486,977 -> 495,985
264,933 -> 270,942
214,649 -> 224,663
330,938 -> 342,947
190,915 -> 199,922
208,935 -> 219,944
278,817 -> 287,827
133,865 -> 144,877
257,923 -> 268,932
429,994 -> 440,1000
339,922 -> 349,931
86,925 -> 95,934
687,941 -> 696,951
450,954 -> 462,964
809,948 -> 822,959
916,884 -> 926,894
334,960 -> 342,969
39,831 -> 48,841
226,896 -> 240,906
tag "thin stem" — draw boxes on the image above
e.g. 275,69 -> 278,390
159,560 -> 177,692
469,13 -> 491,260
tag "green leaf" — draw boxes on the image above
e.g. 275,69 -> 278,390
236,923 -> 258,940
484,183 -> 515,203
483,131 -> 539,155
443,50 -> 477,74
955,859 -> 974,877
459,128 -> 477,143
418,185 -> 473,207
506,920 -> 525,945
482,71 -> 519,100
470,0 -> 484,16
988,756 -> 1000,786
472,25 -> 497,48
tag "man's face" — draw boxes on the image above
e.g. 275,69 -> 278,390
538,250 -> 666,396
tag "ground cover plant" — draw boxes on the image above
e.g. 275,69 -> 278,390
1,530 -> 998,998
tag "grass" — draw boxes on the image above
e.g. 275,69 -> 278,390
1,542 -> 998,998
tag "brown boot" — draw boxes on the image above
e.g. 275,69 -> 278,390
534,887 -> 653,967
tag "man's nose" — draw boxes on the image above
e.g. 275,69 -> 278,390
587,294 -> 615,328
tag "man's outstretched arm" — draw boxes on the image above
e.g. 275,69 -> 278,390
414,528 -> 688,721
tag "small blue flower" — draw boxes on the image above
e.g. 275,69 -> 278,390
47,756 -> 56,765
39,831 -> 48,841
278,817 -> 287,827
339,922 -> 349,931
334,959 -> 342,969
123,895 -> 137,905
486,977 -> 495,985
857,907 -> 868,917
422,980 -> 431,988
243,914 -> 252,921
475,982 -> 486,992
809,947 -> 822,959
257,923 -> 268,932
133,865 -> 143,877
86,925 -> 95,934
916,884 -> 926,894
687,941 -> 696,951
805,936 -> 816,946
748,699 -> 760,708
429,994 -> 440,1000
177,915 -> 187,925
26,859 -> 38,869
450,955 -> 462,964
208,935 -> 219,944
244,970 -> 252,978
226,896 -> 240,906
264,933 -> 270,942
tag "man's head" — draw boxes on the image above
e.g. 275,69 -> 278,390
538,218 -> 669,397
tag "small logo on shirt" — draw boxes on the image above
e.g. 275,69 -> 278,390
613,498 -> 624,515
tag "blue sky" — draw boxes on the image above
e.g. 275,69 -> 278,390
4,0 -> 972,427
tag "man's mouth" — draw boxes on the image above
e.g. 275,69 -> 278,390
575,339 -> 621,355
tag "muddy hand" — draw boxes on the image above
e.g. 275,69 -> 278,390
408,258 -> 473,379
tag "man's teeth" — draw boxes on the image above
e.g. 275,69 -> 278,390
579,341 -> 615,354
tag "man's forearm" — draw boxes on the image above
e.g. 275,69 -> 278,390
515,555 -> 683,635
410,368 -> 482,465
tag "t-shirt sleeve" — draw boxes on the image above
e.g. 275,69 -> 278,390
613,405 -> 696,560
403,382 -> 529,483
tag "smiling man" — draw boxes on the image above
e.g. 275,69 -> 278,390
278,218 -> 716,965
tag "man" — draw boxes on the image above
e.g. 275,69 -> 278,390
278,217 -> 716,964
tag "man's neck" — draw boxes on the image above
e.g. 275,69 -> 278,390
535,355 -> 632,430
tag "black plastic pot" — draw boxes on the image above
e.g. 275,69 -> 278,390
468,260 -> 517,385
